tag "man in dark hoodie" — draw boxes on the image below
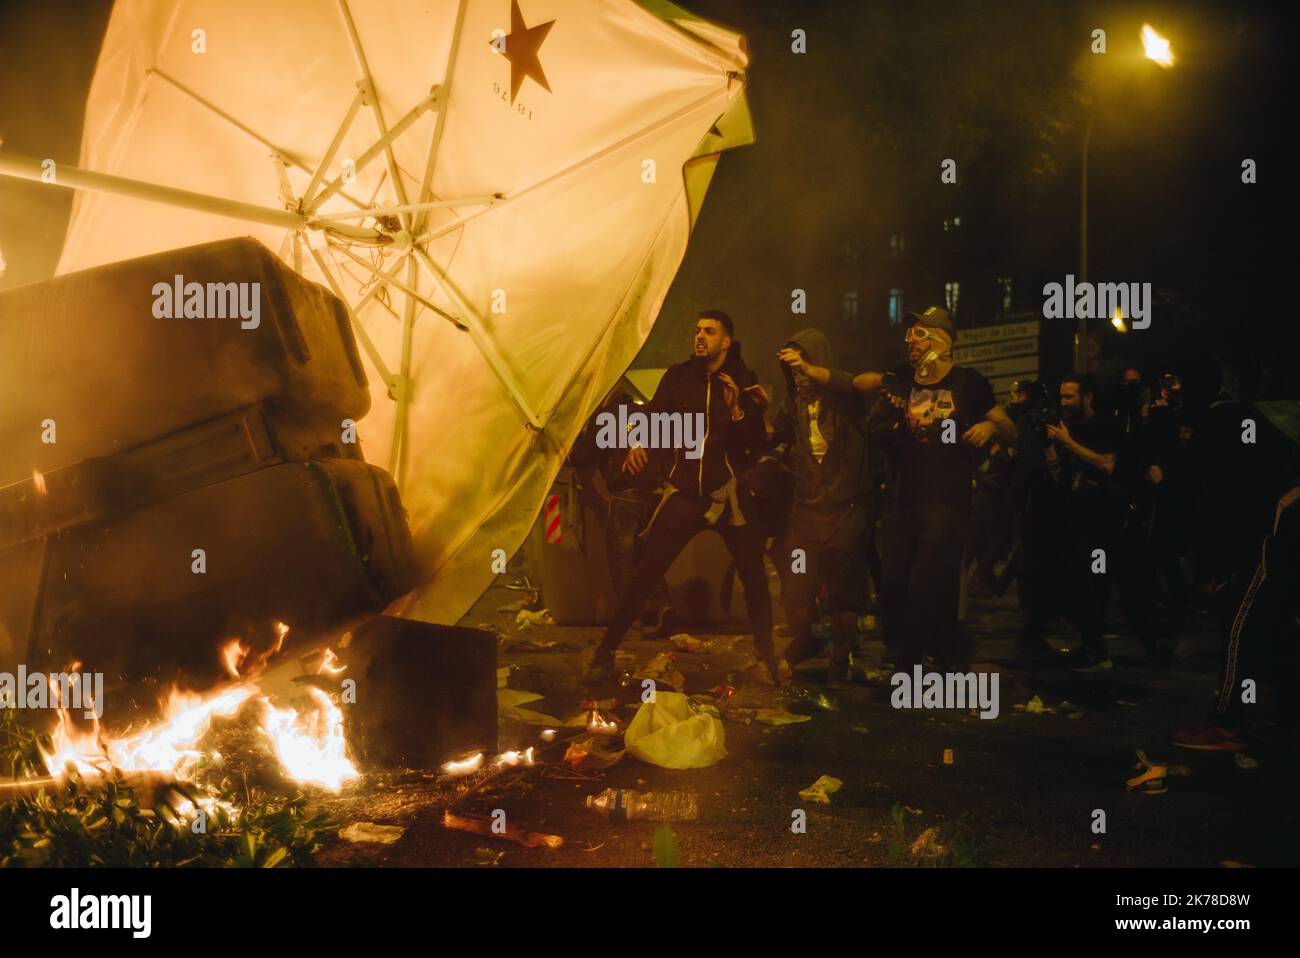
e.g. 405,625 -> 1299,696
583,310 -> 780,686
772,329 -> 870,689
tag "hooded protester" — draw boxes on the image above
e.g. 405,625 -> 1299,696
582,310 -> 782,686
772,328 -> 871,688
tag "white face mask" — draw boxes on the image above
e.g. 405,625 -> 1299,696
915,348 -> 941,379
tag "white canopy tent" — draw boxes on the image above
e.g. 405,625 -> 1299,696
0,0 -> 752,625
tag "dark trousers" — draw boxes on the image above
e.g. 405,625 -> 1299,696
605,489 -> 669,617
598,492 -> 773,656
780,501 -> 868,666
1100,512 -> 1158,645
880,499 -> 971,670
1021,500 -> 1111,654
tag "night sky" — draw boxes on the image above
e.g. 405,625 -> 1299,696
1,0 -> 1294,413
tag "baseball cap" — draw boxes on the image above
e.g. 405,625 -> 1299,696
903,305 -> 955,339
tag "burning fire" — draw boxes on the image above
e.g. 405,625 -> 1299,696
41,628 -> 359,795
441,752 -> 484,776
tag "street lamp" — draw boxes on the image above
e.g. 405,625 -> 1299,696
1076,23 -> 1176,370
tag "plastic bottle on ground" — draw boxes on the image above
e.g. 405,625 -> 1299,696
586,788 -> 699,822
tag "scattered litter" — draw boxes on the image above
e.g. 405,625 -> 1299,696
753,707 -> 811,726
859,667 -> 890,684
810,692 -> 839,712
903,805 -> 923,815
499,688 -> 587,728
471,846 -> 505,865
579,843 -> 606,852
633,652 -> 686,693
1117,699 -> 1137,707
910,827 -> 945,858
798,775 -> 843,805
850,725 -> 869,734
1234,754 -> 1260,770
442,810 -> 563,848
340,822 -> 405,844
497,597 -> 533,613
1014,695 -> 1053,715
625,692 -> 727,769
515,608 -> 555,630
943,748 -> 954,765
1126,749 -> 1192,795
670,633 -> 741,654
564,734 -> 626,771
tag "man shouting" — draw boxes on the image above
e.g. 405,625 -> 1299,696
582,311 -> 782,686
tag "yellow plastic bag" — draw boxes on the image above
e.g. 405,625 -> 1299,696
625,692 -> 727,769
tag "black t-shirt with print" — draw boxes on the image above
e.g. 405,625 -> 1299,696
885,363 -> 997,505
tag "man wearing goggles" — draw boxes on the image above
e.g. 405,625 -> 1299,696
793,306 -> 1016,674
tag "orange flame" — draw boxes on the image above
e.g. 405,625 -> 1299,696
41,625 -> 358,793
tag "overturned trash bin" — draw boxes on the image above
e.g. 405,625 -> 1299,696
0,238 -> 416,696
338,616 -> 498,769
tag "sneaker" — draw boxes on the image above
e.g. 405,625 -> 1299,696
1170,721 -> 1248,752
581,650 -> 618,687
1062,646 -> 1114,672
824,660 -> 852,690
651,605 -> 680,640
762,653 -> 793,687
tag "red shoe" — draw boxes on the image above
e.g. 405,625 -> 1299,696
1170,721 -> 1248,752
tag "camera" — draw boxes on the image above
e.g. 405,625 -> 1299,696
1016,381 -> 1062,439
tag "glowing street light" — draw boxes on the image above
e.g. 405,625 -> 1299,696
1141,24 -> 1175,68
1076,22 -> 1177,370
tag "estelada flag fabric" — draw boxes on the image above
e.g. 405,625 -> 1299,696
56,0 -> 753,624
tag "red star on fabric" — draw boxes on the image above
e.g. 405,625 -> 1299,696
503,0 -> 555,104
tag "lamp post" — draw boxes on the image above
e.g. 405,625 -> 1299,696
1075,23 -> 1175,371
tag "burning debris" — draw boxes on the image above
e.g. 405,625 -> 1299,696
0,625 -> 364,866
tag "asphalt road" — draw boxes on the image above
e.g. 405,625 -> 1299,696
317,573 -> 1300,869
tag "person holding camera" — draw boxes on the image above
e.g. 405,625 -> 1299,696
1016,374 -> 1122,670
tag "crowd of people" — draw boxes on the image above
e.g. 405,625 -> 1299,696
571,306 -> 1300,750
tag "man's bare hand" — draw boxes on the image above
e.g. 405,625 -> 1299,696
1147,464 -> 1164,485
622,446 -> 648,475
743,383 -> 770,411
963,421 -> 997,448
1045,422 -> 1072,446
777,347 -> 806,372
717,372 -> 742,418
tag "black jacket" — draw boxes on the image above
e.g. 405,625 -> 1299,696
770,328 -> 868,511
648,341 -> 767,498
